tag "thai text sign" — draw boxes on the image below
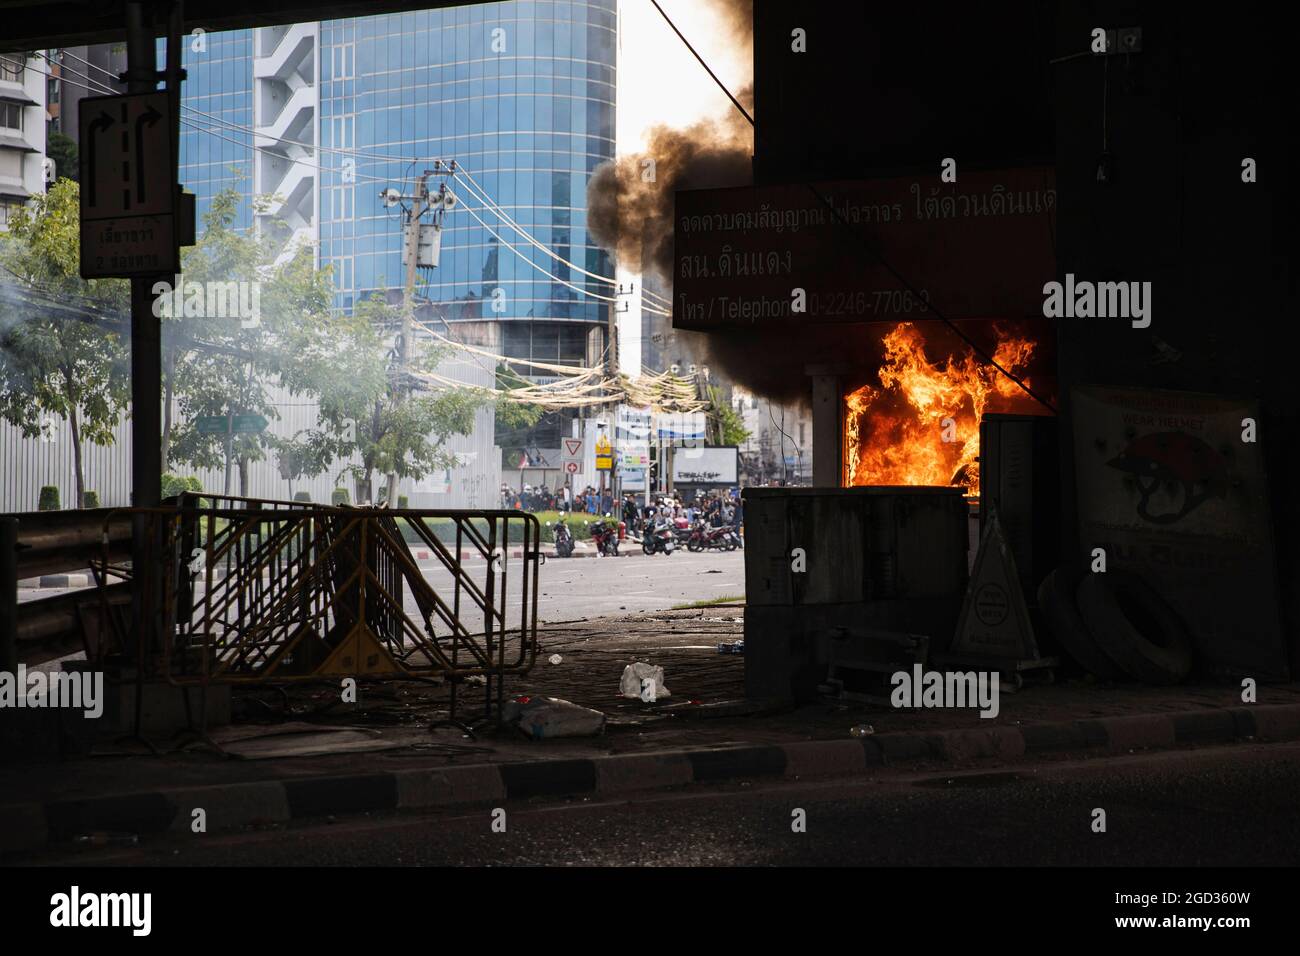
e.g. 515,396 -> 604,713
672,167 -> 1056,330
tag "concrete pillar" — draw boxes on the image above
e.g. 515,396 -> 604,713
807,367 -> 844,487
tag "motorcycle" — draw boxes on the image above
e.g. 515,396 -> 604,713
686,519 -> 733,552
672,515 -> 693,548
553,520 -> 575,558
587,515 -> 620,556
642,519 -> 677,556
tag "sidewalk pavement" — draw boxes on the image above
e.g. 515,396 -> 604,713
4,605 -> 1298,855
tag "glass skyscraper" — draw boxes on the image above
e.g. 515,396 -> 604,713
170,1 -> 617,368
174,28 -> 256,232
318,1 -> 617,370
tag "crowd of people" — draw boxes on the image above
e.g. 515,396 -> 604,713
621,490 -> 743,537
499,483 -> 614,515
499,483 -> 744,538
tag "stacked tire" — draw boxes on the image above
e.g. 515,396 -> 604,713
1037,565 -> 1194,685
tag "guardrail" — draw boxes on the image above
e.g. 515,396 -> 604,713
1,508 -> 134,671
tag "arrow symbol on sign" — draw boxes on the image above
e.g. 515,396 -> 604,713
85,111 -> 114,208
133,103 -> 162,208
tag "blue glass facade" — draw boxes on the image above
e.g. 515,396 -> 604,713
318,0 -> 617,361
172,29 -> 255,232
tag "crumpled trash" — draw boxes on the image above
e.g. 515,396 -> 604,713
548,654 -> 563,665
620,662 -> 670,701
849,724 -> 875,738
503,695 -> 606,739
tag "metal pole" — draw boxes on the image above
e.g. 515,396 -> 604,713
387,172 -> 430,506
223,408 -> 233,495
125,1 -> 164,658
1,518 -> 18,675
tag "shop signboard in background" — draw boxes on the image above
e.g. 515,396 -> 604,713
616,405 -> 652,469
672,447 -> 739,486
1072,386 -> 1287,678
656,411 -> 707,458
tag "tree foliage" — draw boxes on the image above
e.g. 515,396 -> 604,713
0,179 -> 130,507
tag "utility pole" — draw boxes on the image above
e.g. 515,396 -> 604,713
380,164 -> 455,506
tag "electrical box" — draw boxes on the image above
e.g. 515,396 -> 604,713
415,223 -> 442,268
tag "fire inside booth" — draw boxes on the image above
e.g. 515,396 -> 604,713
672,167 -> 1070,699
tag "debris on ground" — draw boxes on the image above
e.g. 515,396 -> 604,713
717,641 -> 744,655
619,662 -> 670,700
502,695 -> 606,739
548,654 -> 563,665
849,724 -> 875,738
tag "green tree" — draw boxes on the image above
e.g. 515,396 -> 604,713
492,360 -> 544,465
706,384 -> 750,447
0,179 -> 130,507
163,184 -> 339,495
278,292 -> 494,503
46,132 -> 78,183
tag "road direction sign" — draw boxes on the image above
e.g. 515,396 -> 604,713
195,414 -> 268,435
561,437 -> 584,466
232,414 -> 268,434
79,91 -> 178,278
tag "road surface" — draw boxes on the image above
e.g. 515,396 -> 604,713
24,741 -> 1300,867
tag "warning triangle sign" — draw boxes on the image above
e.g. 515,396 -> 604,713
563,438 -> 583,456
948,510 -> 1040,662
317,621 -> 403,677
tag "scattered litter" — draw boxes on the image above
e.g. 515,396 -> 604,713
74,832 -> 138,848
548,654 -> 563,665
619,662 -> 671,700
465,675 -> 487,686
717,641 -> 745,655
503,695 -> 606,739
849,724 -> 875,738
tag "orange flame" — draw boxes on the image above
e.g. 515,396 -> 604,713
843,323 -> 1041,494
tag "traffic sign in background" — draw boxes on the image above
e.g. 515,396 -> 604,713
195,414 -> 268,435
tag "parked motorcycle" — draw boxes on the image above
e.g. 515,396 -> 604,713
587,515 -> 620,556
686,519 -> 733,552
553,520 -> 575,558
672,515 -> 693,548
642,519 -> 677,556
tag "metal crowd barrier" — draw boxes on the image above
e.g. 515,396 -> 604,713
90,493 -> 541,720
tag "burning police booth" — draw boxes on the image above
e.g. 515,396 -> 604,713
585,1 -> 1293,705
669,163 -> 1286,702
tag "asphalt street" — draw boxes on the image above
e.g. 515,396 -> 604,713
18,547 -> 746,654
28,741 -> 1300,867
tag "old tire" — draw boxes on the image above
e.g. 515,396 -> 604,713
1037,566 -> 1127,681
1075,570 -> 1193,685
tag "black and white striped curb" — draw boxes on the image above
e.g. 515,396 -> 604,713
5,703 -> 1297,854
